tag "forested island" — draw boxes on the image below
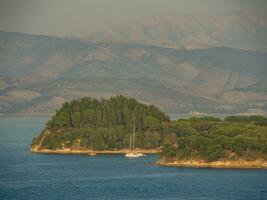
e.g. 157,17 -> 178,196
31,96 -> 169,153
31,96 -> 267,168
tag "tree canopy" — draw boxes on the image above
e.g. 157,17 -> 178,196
161,116 -> 267,162
32,95 -> 169,150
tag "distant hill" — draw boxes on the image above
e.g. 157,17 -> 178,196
89,10 -> 267,51
0,31 -> 266,115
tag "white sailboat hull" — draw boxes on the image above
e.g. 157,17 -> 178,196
125,152 -> 145,158
125,152 -> 141,158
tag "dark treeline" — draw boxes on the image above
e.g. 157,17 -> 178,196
48,95 -> 169,129
32,96 -> 267,162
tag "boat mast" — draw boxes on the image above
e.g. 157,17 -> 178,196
133,125 -> 135,150
129,135 -> 132,150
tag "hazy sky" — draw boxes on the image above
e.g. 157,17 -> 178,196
0,0 -> 266,37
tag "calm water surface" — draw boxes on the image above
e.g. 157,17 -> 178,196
0,117 -> 267,200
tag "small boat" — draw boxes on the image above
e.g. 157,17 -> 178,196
125,152 -> 140,158
125,125 -> 144,158
88,152 -> 96,156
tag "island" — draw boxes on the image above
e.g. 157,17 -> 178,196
31,96 -> 169,154
31,96 -> 267,169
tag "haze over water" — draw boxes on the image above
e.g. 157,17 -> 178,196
0,117 -> 267,200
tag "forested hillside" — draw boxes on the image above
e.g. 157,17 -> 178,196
161,116 -> 267,162
31,96 -> 170,150
31,96 -> 267,164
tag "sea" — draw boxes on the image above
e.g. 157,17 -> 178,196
0,117 -> 267,200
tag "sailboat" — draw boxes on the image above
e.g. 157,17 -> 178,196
125,125 -> 144,158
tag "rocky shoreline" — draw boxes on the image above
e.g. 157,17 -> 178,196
30,147 -> 159,155
31,147 -> 267,169
157,159 -> 267,169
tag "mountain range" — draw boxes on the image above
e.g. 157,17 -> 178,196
89,9 -> 267,51
0,10 -> 267,116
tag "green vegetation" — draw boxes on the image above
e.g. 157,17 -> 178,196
32,96 -> 267,162
32,96 -> 169,150
161,116 -> 267,162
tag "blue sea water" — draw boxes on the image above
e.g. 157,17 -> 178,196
0,117 -> 267,200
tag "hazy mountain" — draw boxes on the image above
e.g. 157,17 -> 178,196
0,31 -> 266,116
89,10 -> 267,51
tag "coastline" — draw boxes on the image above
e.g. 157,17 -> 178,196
31,146 -> 267,169
30,147 -> 159,155
157,159 -> 267,169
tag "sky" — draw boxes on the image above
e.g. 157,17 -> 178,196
0,0 -> 266,37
